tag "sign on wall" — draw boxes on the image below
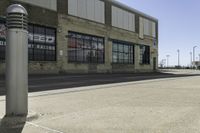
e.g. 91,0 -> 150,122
0,24 -> 6,39
0,23 -> 6,46
0,19 -> 6,60
28,33 -> 55,45
0,19 -> 56,61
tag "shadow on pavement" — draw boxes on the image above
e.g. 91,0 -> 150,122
29,72 -> 200,91
0,72 -> 200,96
0,115 -> 26,133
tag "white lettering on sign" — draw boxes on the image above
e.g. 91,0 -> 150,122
0,41 -> 6,46
0,23 -> 56,46
0,24 -> 6,39
28,33 -> 55,44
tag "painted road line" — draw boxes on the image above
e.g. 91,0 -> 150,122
27,122 -> 64,133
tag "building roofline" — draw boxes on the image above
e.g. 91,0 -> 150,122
109,0 -> 158,22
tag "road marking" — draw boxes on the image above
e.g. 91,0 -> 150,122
27,121 -> 64,133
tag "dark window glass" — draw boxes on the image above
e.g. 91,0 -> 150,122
0,19 -> 6,61
28,24 -> 56,61
0,21 -> 56,61
112,42 -> 118,52
68,36 -> 76,62
112,41 -> 134,64
140,45 -> 150,64
68,31 -> 105,64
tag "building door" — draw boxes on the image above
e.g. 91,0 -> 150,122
153,57 -> 157,70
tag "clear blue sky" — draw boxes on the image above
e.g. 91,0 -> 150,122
117,0 -> 200,66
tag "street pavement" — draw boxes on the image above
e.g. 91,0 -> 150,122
0,70 -> 200,96
0,70 -> 200,133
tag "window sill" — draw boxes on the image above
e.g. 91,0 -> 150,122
68,62 -> 105,65
112,63 -> 134,65
140,63 -> 151,65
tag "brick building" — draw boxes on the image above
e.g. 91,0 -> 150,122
0,0 -> 158,74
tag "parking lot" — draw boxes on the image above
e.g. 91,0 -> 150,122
1,70 -> 200,133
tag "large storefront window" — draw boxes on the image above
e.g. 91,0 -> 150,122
0,19 -> 6,61
140,45 -> 150,64
68,31 -> 105,64
28,24 -> 56,61
112,41 -> 134,64
0,19 -> 56,61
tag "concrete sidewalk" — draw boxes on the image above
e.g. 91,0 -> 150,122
1,75 -> 200,133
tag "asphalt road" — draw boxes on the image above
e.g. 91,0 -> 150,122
0,71 -> 200,96
1,70 -> 200,133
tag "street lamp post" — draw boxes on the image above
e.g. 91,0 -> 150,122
160,59 -> 166,68
199,54 -> 200,61
177,49 -> 180,67
166,55 -> 170,67
190,52 -> 192,67
193,46 -> 197,62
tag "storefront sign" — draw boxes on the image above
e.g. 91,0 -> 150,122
28,33 -> 55,44
0,23 -> 56,45
0,24 -> 6,39
0,23 -> 6,47
0,22 -> 56,61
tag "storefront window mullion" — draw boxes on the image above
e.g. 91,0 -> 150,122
44,27 -> 47,61
32,25 -> 35,61
112,41 -> 134,64
75,37 -> 77,62
68,31 -> 104,64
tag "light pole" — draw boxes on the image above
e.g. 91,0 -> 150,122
177,49 -> 180,67
166,55 -> 170,67
199,54 -> 200,61
193,46 -> 197,62
160,59 -> 166,68
190,52 -> 192,67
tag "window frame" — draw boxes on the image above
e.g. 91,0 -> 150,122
0,19 -> 57,62
68,31 -> 105,64
28,24 -> 57,62
0,18 -> 6,61
112,40 -> 135,64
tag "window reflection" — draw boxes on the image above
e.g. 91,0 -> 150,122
112,41 -> 134,64
68,31 -> 105,64
28,24 -> 56,61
